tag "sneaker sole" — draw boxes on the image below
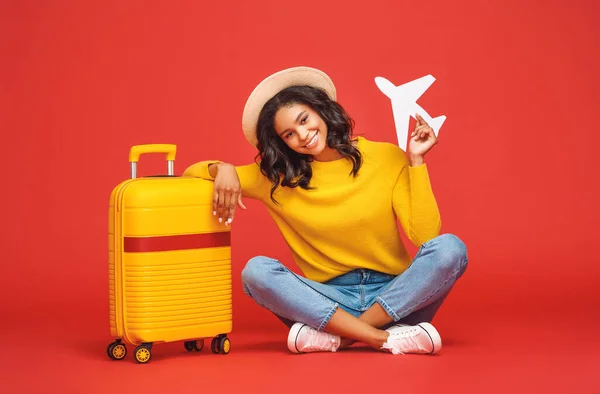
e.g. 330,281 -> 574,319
287,322 -> 307,354
417,322 -> 442,354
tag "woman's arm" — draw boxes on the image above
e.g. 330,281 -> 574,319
392,114 -> 442,246
392,159 -> 442,246
182,160 -> 222,180
183,160 -> 269,224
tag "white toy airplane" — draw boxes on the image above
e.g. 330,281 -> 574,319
375,75 -> 446,152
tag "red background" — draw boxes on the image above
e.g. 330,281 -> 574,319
2,0 -> 599,393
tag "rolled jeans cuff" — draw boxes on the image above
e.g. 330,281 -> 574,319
376,296 -> 400,321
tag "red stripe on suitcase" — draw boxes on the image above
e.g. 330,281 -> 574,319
123,232 -> 230,252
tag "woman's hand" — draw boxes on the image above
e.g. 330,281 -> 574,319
212,163 -> 246,226
407,114 -> 438,166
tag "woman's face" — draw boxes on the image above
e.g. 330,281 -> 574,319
273,103 -> 328,156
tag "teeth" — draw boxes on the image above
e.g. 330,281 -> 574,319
306,132 -> 318,147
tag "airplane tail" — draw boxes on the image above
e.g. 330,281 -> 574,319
428,115 -> 446,135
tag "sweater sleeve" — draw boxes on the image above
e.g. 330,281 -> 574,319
182,160 -> 269,201
392,155 -> 442,247
182,160 -> 222,180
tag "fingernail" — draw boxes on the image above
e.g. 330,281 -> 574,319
225,222 -> 229,227
219,217 -> 222,223
228,218 -> 233,224
213,211 -> 216,216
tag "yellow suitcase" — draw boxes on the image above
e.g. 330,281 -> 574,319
107,144 -> 232,363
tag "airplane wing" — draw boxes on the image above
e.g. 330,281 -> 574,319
397,75 -> 435,102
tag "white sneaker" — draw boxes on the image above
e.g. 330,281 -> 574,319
381,322 -> 442,355
287,323 -> 341,353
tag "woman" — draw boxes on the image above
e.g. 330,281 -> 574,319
184,67 -> 468,355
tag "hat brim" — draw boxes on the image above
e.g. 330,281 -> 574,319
241,66 -> 337,147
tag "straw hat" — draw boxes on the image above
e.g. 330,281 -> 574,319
241,66 -> 337,147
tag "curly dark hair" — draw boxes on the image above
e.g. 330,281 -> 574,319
255,85 -> 363,204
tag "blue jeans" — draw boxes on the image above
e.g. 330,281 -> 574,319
241,234 -> 468,331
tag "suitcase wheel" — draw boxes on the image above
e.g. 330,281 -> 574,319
211,337 -> 220,354
220,337 -> 231,355
107,339 -> 127,361
134,344 -> 152,364
184,340 -> 204,352
211,335 -> 231,355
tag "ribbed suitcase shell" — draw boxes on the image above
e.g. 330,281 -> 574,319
108,175 -> 232,362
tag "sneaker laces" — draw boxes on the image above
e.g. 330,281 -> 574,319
382,327 -> 427,355
300,327 -> 340,352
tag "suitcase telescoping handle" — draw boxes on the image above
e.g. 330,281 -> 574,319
128,144 -> 177,179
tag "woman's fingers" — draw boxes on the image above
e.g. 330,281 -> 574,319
413,114 -> 433,138
212,191 -> 219,217
237,194 -> 247,210
416,114 -> 430,128
412,125 -> 429,137
223,188 -> 233,225
415,114 -> 423,126
216,189 -> 226,223
228,190 -> 243,224
211,164 -> 244,226
223,188 -> 244,226
412,126 -> 435,141
422,128 -> 438,143
420,128 -> 432,140
213,186 -> 236,226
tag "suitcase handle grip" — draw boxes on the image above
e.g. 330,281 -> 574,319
128,144 -> 177,179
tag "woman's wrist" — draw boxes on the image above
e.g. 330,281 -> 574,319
208,162 -> 229,178
408,154 -> 424,167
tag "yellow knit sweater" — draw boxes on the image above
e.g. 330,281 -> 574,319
183,136 -> 441,283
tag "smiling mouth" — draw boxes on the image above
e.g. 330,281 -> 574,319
304,131 -> 319,148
